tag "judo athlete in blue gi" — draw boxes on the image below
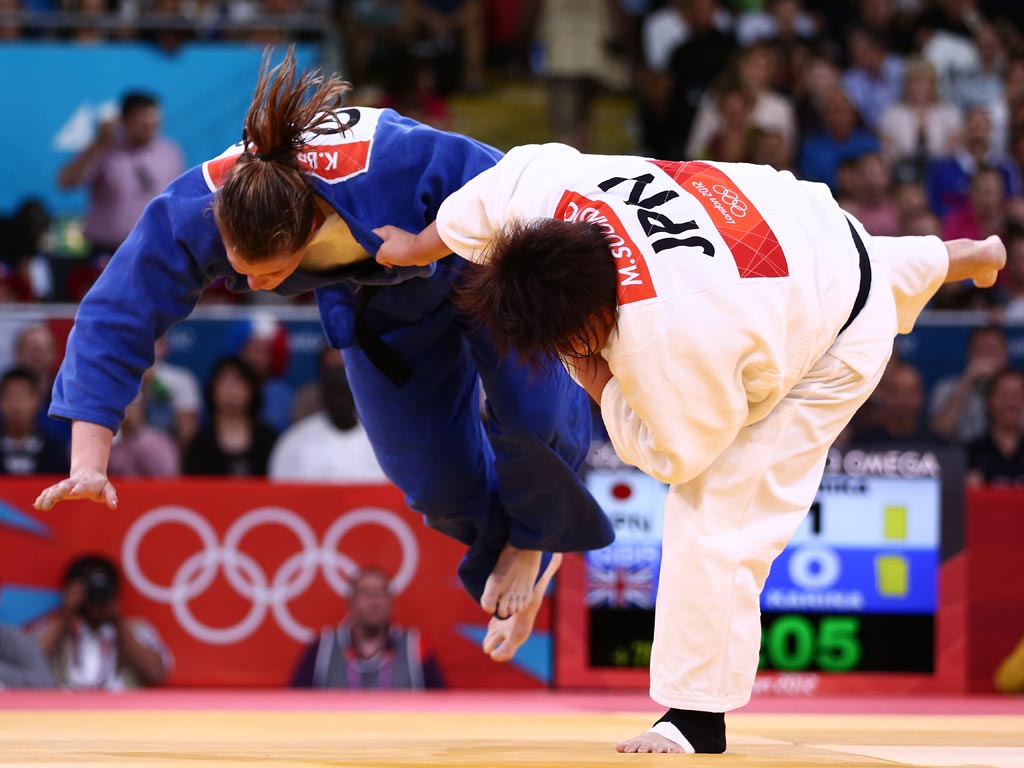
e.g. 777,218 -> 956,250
34,51 -> 614,661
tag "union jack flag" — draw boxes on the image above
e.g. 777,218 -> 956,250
586,564 -> 656,609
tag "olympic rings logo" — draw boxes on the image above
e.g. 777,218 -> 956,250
712,184 -> 748,218
121,505 -> 419,646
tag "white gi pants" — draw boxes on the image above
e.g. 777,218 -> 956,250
648,228 -> 949,712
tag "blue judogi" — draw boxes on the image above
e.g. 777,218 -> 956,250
50,108 -> 614,599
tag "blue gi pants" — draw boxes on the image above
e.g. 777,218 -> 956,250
339,297 -> 615,602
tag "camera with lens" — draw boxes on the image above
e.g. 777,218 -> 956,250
83,569 -> 117,606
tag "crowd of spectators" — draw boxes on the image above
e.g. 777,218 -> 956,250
2,0 -> 1024,487
0,321 -> 387,484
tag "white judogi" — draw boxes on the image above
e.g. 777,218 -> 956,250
436,144 -> 948,712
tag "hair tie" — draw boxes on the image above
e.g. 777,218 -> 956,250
253,151 -> 276,162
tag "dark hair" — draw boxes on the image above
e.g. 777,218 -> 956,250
456,218 -> 618,366
987,368 -> 1024,402
63,554 -> 119,591
849,25 -> 886,51
352,568 -> 391,595
968,324 -> 1007,348
1,366 -> 39,393
214,47 -> 351,263
205,355 -> 263,420
121,91 -> 158,119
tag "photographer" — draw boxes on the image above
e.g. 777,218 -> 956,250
35,555 -> 171,689
56,91 -> 183,260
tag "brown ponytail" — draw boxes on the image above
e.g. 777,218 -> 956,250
214,47 -> 351,262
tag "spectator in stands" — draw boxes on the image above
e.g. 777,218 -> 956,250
405,0 -> 485,93
35,555 -> 171,689
380,50 -> 452,132
291,568 -> 443,689
108,391 -> 179,478
640,0 -> 731,77
686,43 -> 796,162
942,164 -> 1016,242
793,55 -> 841,138
878,59 -> 962,176
930,325 -> 1010,443
967,368 -> 1024,486
0,268 -> 17,303
342,0 -> 406,88
843,153 -> 901,236
1001,226 -> 1024,319
799,89 -> 880,191
733,0 -> 814,48
57,92 -> 184,259
14,325 -> 70,449
901,182 -> 933,231
530,0 -> 621,152
0,624 -> 53,689
842,26 -> 905,131
0,199 -> 54,301
945,22 -> 1009,149
0,0 -> 19,40
0,368 -> 68,476
665,0 -> 737,160
183,356 -> 277,476
927,105 -> 1021,218
748,127 -> 794,172
690,80 -> 755,163
851,360 -> 941,445
0,572 -> 55,689
291,345 -> 344,423
269,365 -> 385,482
225,316 -> 295,433
145,337 -> 201,448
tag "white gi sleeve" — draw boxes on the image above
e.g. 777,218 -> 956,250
599,332 -> 752,487
435,144 -> 577,262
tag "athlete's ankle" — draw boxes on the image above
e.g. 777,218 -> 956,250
653,708 -> 726,754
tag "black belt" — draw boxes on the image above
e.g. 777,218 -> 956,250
839,218 -> 872,335
353,285 -> 414,387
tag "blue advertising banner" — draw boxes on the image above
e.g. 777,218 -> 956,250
0,42 -> 320,215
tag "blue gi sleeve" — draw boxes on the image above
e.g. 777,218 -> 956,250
50,195 -> 208,432
410,128 -> 502,226
354,113 -> 502,231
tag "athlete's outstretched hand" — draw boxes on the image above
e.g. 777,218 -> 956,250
34,469 -> 118,511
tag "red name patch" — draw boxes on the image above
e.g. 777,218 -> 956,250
554,190 -> 656,306
650,160 -> 788,279
202,141 -> 372,190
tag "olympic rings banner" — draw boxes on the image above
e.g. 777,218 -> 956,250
0,479 -> 550,688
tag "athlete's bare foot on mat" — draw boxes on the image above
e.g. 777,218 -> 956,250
482,553 -> 561,662
945,235 -> 1006,289
616,733 -> 683,754
480,544 -> 542,618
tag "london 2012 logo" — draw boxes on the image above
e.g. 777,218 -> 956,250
711,184 -> 748,218
121,505 -> 419,646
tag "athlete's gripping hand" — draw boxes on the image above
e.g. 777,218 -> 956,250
374,225 -> 422,268
374,222 -> 453,268
34,469 -> 118,511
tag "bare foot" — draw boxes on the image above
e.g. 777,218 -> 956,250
945,235 -> 1006,289
615,732 -> 684,754
482,553 -> 561,662
480,544 -> 542,618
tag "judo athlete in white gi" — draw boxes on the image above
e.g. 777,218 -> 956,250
373,143 -> 1006,754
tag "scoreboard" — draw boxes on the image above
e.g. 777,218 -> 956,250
579,449 -> 947,677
